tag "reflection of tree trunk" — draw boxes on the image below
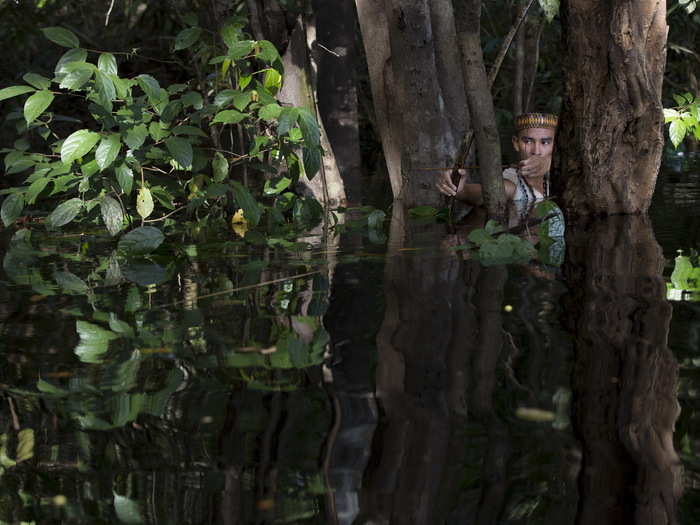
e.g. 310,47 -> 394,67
558,1 -> 667,214
563,215 -> 682,524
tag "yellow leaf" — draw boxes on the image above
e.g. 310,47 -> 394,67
515,407 -> 555,422
231,209 -> 248,237
16,428 -> 35,463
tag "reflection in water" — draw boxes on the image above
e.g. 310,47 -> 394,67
563,216 -> 682,524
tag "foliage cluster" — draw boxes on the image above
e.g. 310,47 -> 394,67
0,21 -> 324,242
664,93 -> 700,148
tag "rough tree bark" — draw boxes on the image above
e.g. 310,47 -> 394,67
453,0 -> 507,219
558,0 -> 668,215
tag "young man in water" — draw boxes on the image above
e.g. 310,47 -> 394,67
435,113 -> 557,206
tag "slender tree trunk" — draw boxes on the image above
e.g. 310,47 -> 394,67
454,0 -> 507,220
558,0 -> 668,215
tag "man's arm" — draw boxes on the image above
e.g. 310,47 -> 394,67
436,170 -> 515,205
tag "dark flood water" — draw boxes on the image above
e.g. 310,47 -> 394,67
0,159 -> 698,524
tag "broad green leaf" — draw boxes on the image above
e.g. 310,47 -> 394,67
123,263 -> 168,286
221,23 -> 242,48
277,107 -> 299,136
61,129 -> 100,164
37,379 -> 69,396
1,193 -> 24,226
160,100 -> 181,122
125,286 -> 142,312
24,90 -> 54,124
263,69 -> 282,93
95,71 -> 116,102
47,197 -> 83,227
172,125 -> 207,137
257,40 -> 280,63
670,119 -> 687,148
23,73 -> 51,90
227,40 -> 255,60
54,270 -> 88,293
55,48 -> 88,75
663,108 -> 677,122
109,312 -> 134,337
231,180 -> 261,226
118,226 -> 164,254
59,64 -> 93,90
214,89 -> 238,107
259,103 -> 282,121
181,91 -> 203,109
125,124 -> 148,150
115,164 -> 134,195
97,52 -> 118,75
298,108 -> 320,146
212,109 -> 247,125
75,320 -> 118,363
0,85 -> 35,101
95,133 -> 121,171
263,176 -> 291,195
41,26 -> 80,48
212,152 -> 228,182
232,91 -> 252,111
101,195 -> 124,236
136,74 -> 163,106
80,160 -> 99,177
164,137 -> 193,169
303,146 -> 321,180
136,187 -> 154,218
25,177 -> 49,204
174,27 -> 202,50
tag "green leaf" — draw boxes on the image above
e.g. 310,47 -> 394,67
54,270 -> 88,293
55,48 -> 88,76
232,91 -> 252,111
263,69 -> 282,93
101,195 -> 124,236
212,152 -> 228,182
109,313 -> 134,338
95,71 -> 116,102
164,137 -> 193,169
212,109 -> 247,125
16,429 -> 34,463
259,103 -> 283,121
24,90 -> 54,124
115,164 -> 134,195
277,107 -> 299,136
221,23 -> 242,48
257,40 -> 280,63
537,0 -> 560,22
98,52 -> 118,75
670,119 -> 687,148
136,187 -> 154,218
23,73 -> 51,90
174,27 -> 202,50
298,108 -> 320,146
25,177 -> 49,204
58,64 -> 93,90
214,89 -> 237,107
47,197 -> 83,227
0,85 -> 36,101
231,180 -> 261,226
75,320 -> 118,363
408,205 -> 438,218
125,124 -> 148,150
1,193 -> 24,226
41,26 -> 80,48
227,40 -> 255,60
148,121 -> 169,142
263,176 -> 291,195
181,91 -> 203,109
95,134 -> 121,171
118,226 -> 164,254
61,129 -> 100,164
302,146 -> 321,180
136,74 -> 163,106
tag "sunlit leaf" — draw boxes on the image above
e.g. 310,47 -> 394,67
75,320 -> 118,363
98,52 -> 118,75
115,164 -> 134,195
16,429 -> 34,463
24,90 -> 54,124
61,129 -> 100,164
55,48 -> 88,76
23,73 -> 51,90
136,186 -> 154,218
263,177 -> 291,195
109,313 -> 134,337
670,119 -> 687,148
259,103 -> 283,121
58,64 -> 93,90
95,133 -> 121,171
0,85 -> 35,101
41,26 -> 80,48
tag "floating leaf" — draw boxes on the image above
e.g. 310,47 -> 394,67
118,226 -> 164,254
24,90 -> 54,124
101,195 -> 124,236
136,187 -> 154,219
1,193 -> 24,227
0,85 -> 36,101
47,198 -> 83,228
61,129 -> 100,164
41,26 -> 80,48
95,133 -> 121,171
164,137 -> 193,169
174,27 -> 202,50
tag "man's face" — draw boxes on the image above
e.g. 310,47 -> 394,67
512,127 -> 554,161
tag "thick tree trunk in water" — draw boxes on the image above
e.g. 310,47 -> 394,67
454,0 -> 506,219
313,0 -> 363,204
277,16 -> 347,208
563,216 -> 682,524
558,1 -> 667,215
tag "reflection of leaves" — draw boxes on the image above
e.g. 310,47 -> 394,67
122,263 -> 167,286
54,270 -> 88,294
109,313 -> 134,338
75,321 -> 119,363
16,429 -> 34,463
114,493 -> 145,525
118,226 -> 164,254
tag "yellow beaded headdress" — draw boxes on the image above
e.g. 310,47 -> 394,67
514,112 -> 558,131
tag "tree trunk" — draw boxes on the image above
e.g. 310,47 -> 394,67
558,0 -> 668,215
313,0 -> 363,204
454,0 -> 507,220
